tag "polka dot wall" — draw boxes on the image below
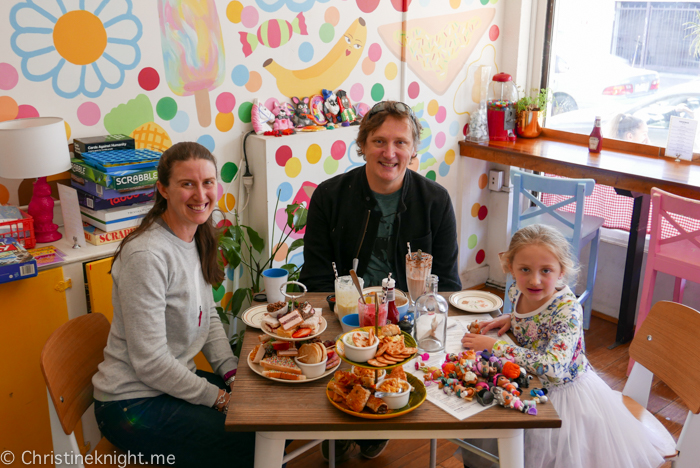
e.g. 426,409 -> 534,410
0,0 -> 503,297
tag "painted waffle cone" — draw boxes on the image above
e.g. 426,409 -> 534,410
130,122 -> 172,152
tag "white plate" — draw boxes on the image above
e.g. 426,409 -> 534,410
241,305 -> 267,329
449,291 -> 503,313
362,286 -> 408,300
261,316 -> 328,341
247,350 -> 340,383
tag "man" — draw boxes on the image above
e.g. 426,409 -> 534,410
300,100 -> 461,294
299,101 -> 462,463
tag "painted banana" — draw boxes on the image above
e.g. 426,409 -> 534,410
264,17 -> 367,98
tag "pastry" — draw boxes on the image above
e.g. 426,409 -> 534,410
365,395 -> 389,414
346,385 -> 371,412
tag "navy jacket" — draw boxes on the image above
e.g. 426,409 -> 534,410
299,165 -> 462,293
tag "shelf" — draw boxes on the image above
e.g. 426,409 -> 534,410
459,129 -> 700,200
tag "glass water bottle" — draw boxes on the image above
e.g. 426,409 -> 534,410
413,275 -> 448,353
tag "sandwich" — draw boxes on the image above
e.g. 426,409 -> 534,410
296,301 -> 315,320
250,343 -> 267,364
260,355 -> 302,375
279,309 -> 303,331
262,314 -> 281,332
262,370 -> 306,381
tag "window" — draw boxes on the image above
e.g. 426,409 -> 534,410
542,1 -> 700,152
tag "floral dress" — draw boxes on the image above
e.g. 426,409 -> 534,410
492,285 -> 591,388
483,284 -> 669,468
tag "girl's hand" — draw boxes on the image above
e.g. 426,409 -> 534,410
480,314 -> 511,336
461,333 -> 497,351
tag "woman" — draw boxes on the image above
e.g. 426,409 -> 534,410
92,142 -> 255,467
608,113 -> 650,144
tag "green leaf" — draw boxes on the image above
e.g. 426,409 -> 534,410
244,225 -> 264,253
216,306 -> 230,325
218,237 -> 242,270
228,287 -> 251,317
288,238 -> 304,253
230,329 -> 246,358
285,203 -> 308,232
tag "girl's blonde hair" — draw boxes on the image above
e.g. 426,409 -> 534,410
500,224 -> 579,287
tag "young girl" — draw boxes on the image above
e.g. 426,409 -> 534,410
461,224 -> 672,468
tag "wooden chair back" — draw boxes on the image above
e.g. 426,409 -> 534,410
40,313 -> 111,435
511,169 -> 595,251
630,301 -> 700,414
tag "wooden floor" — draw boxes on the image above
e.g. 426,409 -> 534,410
286,286 -> 687,468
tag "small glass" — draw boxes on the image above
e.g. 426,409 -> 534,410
358,294 -> 388,328
414,275 -> 449,353
405,251 -> 433,311
335,275 -> 363,320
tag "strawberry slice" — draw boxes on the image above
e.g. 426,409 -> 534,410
292,328 -> 312,338
272,341 -> 290,351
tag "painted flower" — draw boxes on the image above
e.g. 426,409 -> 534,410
10,0 -> 142,99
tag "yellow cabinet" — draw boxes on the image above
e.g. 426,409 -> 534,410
0,268 -> 69,456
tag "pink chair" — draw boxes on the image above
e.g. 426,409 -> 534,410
628,188 -> 700,374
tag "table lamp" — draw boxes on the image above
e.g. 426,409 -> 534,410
0,117 -> 71,243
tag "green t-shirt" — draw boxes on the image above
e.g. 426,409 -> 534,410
363,189 -> 401,287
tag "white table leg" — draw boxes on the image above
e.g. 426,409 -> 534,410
255,433 -> 286,468
497,429 -> 524,468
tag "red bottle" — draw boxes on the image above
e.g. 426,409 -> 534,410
386,277 -> 400,325
589,116 -> 603,153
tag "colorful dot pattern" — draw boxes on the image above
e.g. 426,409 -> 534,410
0,0 -> 496,303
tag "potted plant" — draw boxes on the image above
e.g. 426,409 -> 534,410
516,87 -> 551,138
216,198 -> 308,356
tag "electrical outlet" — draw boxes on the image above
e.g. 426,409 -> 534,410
489,170 -> 504,191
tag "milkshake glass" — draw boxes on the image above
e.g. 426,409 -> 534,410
405,251 -> 433,311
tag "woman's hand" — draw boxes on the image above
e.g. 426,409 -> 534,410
480,314 -> 511,336
461,333 -> 497,351
213,388 -> 231,413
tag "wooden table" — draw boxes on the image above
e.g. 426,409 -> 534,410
226,293 -> 561,468
460,130 -> 700,345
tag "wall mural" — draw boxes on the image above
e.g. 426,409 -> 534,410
378,8 -> 496,95
264,16 -> 367,98
158,0 -> 226,127
0,0 -> 503,311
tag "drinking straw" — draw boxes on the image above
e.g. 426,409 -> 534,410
332,262 -> 338,280
407,242 -> 412,258
374,291 -> 379,340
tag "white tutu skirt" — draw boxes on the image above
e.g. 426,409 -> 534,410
525,370 -> 670,468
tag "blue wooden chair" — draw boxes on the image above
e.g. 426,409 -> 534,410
503,170 -> 604,329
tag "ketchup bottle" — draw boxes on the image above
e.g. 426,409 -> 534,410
386,276 -> 400,325
589,116 -> 603,153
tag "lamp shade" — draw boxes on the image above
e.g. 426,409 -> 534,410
0,117 -> 71,179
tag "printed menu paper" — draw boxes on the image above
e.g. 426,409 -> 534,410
665,117 -> 698,161
405,314 -> 517,420
57,184 -> 86,248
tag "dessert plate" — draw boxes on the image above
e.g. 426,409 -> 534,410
449,291 -> 503,313
241,305 -> 267,329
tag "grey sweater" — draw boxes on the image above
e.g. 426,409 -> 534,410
93,220 -> 237,407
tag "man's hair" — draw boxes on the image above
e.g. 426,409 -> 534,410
356,101 -> 422,160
